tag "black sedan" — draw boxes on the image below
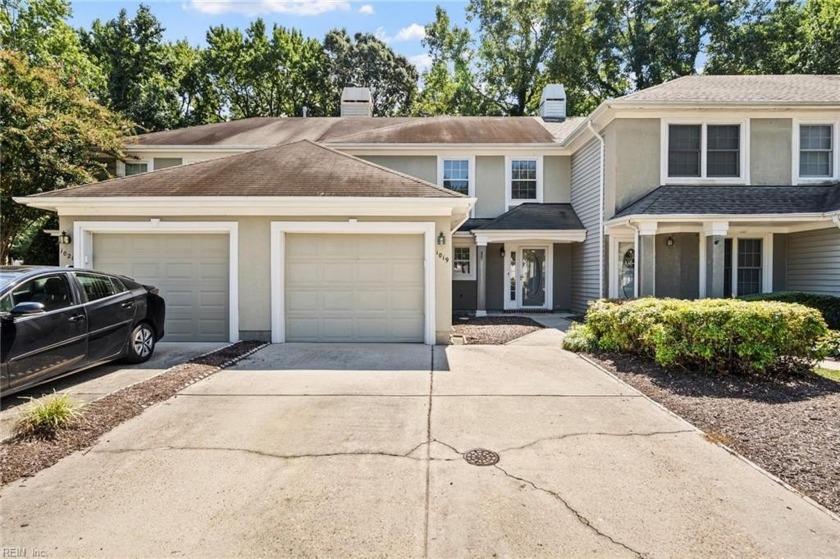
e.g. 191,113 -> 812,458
0,266 -> 165,396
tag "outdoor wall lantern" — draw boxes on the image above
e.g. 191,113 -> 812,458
58,231 -> 72,245
437,232 -> 446,246
666,235 -> 675,247
500,247 -> 506,258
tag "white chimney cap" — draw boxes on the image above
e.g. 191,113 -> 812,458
341,87 -> 372,103
540,84 -> 566,104
540,84 -> 566,122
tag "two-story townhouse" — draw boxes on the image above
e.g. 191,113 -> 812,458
17,77 -> 840,345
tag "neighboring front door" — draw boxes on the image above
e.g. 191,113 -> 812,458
504,244 -> 551,310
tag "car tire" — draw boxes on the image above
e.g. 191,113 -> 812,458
125,322 -> 156,364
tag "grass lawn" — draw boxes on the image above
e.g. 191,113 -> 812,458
815,366 -> 840,382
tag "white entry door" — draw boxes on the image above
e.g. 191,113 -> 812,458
503,244 -> 552,310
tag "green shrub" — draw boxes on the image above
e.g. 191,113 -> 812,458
585,298 -> 829,374
739,292 -> 840,330
562,323 -> 599,352
818,330 -> 840,358
13,392 -> 85,440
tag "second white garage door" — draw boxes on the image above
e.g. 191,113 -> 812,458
285,233 -> 425,342
92,233 -> 230,342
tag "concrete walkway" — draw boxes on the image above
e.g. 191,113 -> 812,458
0,342 -> 225,441
1,333 -> 838,557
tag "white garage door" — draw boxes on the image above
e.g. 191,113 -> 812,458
92,233 -> 230,342
285,234 -> 424,342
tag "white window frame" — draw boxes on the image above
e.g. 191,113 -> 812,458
725,233 -> 773,297
501,242 -> 553,310
117,159 -> 153,177
792,118 -> 840,184
452,241 -> 476,281
660,119 -> 750,185
505,156 -> 543,209
437,156 -> 475,197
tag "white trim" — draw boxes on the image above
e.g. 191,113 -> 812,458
270,221 -> 437,345
698,234 -> 707,298
726,234 -> 773,296
452,238 -> 476,281
18,196 -> 475,218
474,229 -> 586,245
502,243 -> 553,311
505,156 -> 544,209
605,213 -> 836,227
72,220 -> 239,343
792,118 -> 840,184
660,118 -> 750,185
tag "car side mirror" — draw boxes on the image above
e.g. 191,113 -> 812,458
9,302 -> 46,316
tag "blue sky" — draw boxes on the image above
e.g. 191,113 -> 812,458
68,1 -> 471,71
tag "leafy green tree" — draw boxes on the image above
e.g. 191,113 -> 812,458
0,51 -> 129,263
795,0 -> 840,73
202,19 -> 331,119
80,4 -> 186,132
0,0 -> 103,92
323,29 -> 419,116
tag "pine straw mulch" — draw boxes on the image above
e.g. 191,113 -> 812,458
1,341 -> 266,486
588,352 -> 840,515
452,316 -> 543,344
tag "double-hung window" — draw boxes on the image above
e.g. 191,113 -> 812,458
505,156 -> 542,208
664,122 -> 746,182
723,238 -> 765,297
797,124 -> 834,179
438,157 -> 474,196
452,244 -> 475,281
124,162 -> 149,176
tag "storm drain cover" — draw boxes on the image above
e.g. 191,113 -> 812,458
463,448 -> 500,466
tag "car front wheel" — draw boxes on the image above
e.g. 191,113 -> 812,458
126,323 -> 156,363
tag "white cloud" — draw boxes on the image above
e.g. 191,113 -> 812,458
374,26 -> 389,42
189,0 -> 350,16
358,4 -> 374,14
393,23 -> 425,42
408,53 -> 433,73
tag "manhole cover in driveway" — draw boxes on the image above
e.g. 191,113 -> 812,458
464,448 -> 500,466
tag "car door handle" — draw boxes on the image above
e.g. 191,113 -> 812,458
121,302 -> 133,309
68,314 -> 86,323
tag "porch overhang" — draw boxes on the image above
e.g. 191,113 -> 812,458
474,229 -> 586,244
458,202 -> 587,244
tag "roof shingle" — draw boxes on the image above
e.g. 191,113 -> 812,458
35,140 -> 463,199
613,184 -> 840,218
460,204 -> 584,231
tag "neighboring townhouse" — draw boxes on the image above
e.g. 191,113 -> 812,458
17,77 -> 840,345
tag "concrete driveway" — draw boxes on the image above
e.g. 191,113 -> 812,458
2,332 -> 839,558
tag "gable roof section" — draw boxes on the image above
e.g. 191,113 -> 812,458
613,184 -> 840,219
128,115 -> 579,147
466,203 -> 584,231
33,140 -> 463,199
612,75 -> 840,105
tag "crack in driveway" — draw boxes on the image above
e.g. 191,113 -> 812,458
497,429 -> 697,453
493,463 -> 645,558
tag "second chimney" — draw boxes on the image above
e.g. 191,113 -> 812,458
540,84 -> 566,122
341,87 -> 372,117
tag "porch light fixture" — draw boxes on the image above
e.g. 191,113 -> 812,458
666,236 -> 675,247
500,247 -> 506,258
437,232 -> 446,246
58,231 -> 72,245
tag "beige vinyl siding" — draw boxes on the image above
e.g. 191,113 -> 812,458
786,227 -> 840,296
570,139 -> 602,312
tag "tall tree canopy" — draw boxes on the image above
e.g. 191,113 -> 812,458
0,50 -> 129,262
323,29 -> 419,116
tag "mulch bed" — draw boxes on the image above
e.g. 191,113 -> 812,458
0,340 -> 266,486
588,352 -> 840,515
452,316 -> 543,345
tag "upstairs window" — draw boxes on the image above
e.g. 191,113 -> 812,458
506,156 -> 543,207
442,159 -> 470,194
799,124 -> 833,178
664,122 -> 745,182
124,162 -> 149,176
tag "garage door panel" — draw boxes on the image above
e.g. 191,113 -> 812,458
93,233 -> 229,342
285,233 -> 424,343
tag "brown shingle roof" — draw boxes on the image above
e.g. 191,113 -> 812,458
613,74 -> 840,105
36,140 -> 463,198
128,115 -> 572,147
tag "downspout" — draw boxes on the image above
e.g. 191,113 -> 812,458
587,121 -> 606,298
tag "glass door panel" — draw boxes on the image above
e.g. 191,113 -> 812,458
617,242 -> 635,299
521,248 -> 546,307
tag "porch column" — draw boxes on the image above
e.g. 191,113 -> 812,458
476,240 -> 487,317
637,222 -> 657,296
704,221 -> 728,298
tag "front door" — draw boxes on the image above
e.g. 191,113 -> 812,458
504,245 -> 551,310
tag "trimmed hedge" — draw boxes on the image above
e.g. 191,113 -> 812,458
584,298 -> 829,374
739,292 -> 840,330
